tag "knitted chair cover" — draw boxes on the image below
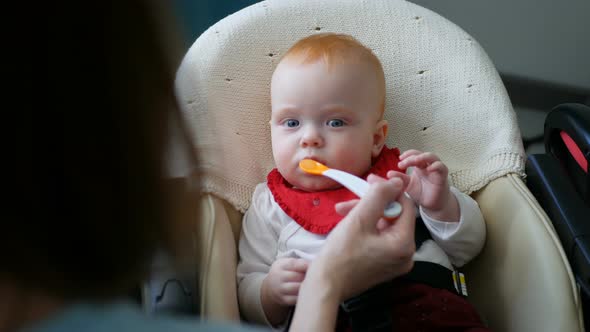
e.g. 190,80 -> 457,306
175,0 -> 525,212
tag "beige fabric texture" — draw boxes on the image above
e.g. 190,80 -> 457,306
175,0 -> 526,213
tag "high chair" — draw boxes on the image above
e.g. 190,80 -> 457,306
174,0 -> 584,330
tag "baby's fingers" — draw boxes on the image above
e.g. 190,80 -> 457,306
280,282 -> 302,296
282,270 -> 306,283
281,295 -> 299,306
398,152 -> 439,169
399,149 -> 423,160
279,258 -> 309,273
426,161 -> 448,175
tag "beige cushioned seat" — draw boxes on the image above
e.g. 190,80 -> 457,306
175,0 -> 584,330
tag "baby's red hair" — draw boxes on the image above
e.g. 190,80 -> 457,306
280,33 -> 386,116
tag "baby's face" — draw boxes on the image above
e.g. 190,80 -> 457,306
270,60 -> 385,191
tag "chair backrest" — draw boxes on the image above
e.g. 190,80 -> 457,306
175,0 -> 526,213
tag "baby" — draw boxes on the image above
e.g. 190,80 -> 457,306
237,33 -> 489,331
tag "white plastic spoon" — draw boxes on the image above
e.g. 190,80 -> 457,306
299,159 -> 402,219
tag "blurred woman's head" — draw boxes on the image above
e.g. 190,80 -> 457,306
3,1 -> 196,301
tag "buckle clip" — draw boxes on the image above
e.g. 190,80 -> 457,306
452,270 -> 468,297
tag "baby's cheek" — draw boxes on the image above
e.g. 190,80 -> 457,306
336,148 -> 372,175
274,150 -> 292,170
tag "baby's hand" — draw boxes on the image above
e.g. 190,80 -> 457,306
262,257 -> 308,307
389,150 -> 459,221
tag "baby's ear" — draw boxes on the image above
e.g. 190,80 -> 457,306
372,120 -> 388,157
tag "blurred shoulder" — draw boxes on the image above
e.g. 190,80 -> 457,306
22,301 -> 267,332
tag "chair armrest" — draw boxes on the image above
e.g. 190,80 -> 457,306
544,103 -> 590,199
465,174 -> 583,332
195,194 -> 241,321
544,103 -> 590,157
526,154 -> 590,294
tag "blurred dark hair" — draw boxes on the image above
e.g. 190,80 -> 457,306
3,1 -> 196,299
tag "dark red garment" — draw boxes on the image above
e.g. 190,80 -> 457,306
336,281 -> 490,332
267,146 -> 403,234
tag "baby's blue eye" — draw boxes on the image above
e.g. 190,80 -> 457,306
285,119 -> 300,128
327,119 -> 345,127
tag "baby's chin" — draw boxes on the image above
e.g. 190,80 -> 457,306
288,176 -> 342,192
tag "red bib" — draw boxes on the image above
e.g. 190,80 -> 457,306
267,147 -> 404,234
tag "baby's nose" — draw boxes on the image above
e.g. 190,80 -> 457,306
300,126 -> 324,147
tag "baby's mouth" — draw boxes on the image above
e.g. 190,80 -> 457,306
302,156 -> 326,166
